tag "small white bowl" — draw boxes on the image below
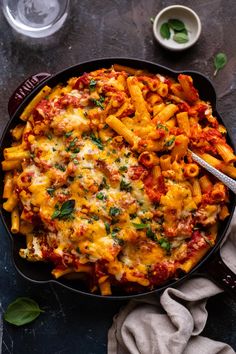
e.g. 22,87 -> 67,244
153,5 -> 201,51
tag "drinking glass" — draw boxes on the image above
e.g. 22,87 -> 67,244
2,0 -> 70,38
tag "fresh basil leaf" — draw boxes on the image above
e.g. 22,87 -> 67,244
51,210 -> 61,219
60,200 -> 75,218
173,32 -> 189,43
4,297 -> 44,326
168,19 -> 186,31
160,22 -> 171,39
90,133 -> 104,150
52,199 -> 75,220
214,52 -> 227,76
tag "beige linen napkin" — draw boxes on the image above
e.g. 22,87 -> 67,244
108,212 -> 236,354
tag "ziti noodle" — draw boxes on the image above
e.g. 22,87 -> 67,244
2,65 -> 235,295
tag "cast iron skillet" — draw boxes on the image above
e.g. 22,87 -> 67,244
1,58 -> 236,299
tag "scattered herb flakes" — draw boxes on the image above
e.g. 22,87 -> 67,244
66,137 -> 80,152
213,52 -> 227,76
90,133 -> 104,150
4,297 -> 44,326
150,17 -> 154,24
52,199 -> 75,220
160,22 -> 171,39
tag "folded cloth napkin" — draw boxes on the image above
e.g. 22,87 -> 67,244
108,212 -> 236,354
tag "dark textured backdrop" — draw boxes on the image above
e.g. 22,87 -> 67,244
0,1 -> 236,353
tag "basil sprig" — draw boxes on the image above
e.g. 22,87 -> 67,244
4,297 -> 44,326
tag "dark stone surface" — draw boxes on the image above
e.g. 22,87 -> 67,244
0,0 -> 236,353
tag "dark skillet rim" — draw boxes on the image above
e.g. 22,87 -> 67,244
1,57 -> 235,300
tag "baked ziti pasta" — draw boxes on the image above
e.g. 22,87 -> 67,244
2,65 -> 235,295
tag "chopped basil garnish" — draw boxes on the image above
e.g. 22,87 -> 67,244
46,187 -> 55,197
119,165 -> 128,172
90,133 -> 104,150
111,227 -> 123,245
104,222 -> 111,234
90,96 -> 105,109
65,131 -> 73,138
158,237 -> 171,252
109,207 -> 121,217
164,137 -> 175,147
99,177 -> 109,190
55,163 -> 66,172
89,78 -> 97,91
96,192 -> 106,200
146,226 -> 157,241
132,223 -> 148,229
120,179 -> 132,192
157,123 -> 168,131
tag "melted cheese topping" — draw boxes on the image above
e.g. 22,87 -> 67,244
5,66 -> 232,295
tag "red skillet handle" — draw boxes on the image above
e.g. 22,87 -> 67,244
8,73 -> 52,118
204,251 -> 236,297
